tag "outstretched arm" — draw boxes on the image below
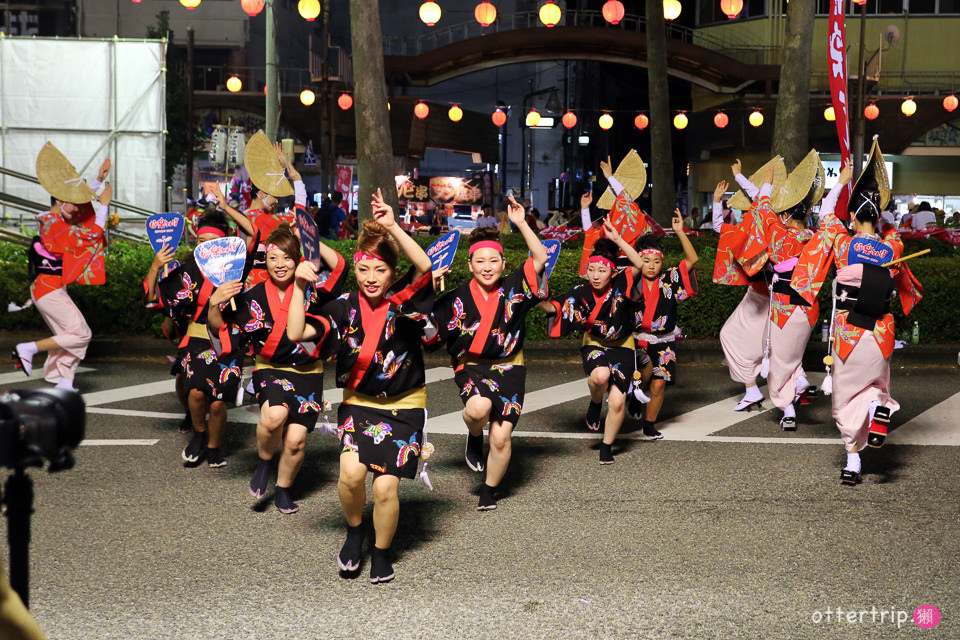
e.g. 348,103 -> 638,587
600,156 -> 625,197
507,194 -> 548,272
206,183 -> 256,237
602,218 -> 643,278
371,188 -> 432,280
580,190 -> 593,229
672,208 -> 698,271
275,142 -> 305,208
732,158 -> 759,199
711,180 -> 728,233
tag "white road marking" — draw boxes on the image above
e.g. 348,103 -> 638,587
83,379 -> 176,406
886,391 -> 960,446
87,407 -> 185,419
0,366 -> 94,386
74,369 -> 960,447
80,439 -> 159,446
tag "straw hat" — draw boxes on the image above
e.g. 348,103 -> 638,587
727,156 -> 787,211
36,142 -> 96,204
772,149 -> 821,213
243,130 -> 293,197
850,135 -> 891,212
597,149 -> 647,210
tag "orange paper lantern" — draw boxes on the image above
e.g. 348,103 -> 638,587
561,111 -> 577,129
602,0 -> 625,24
714,111 -> 729,128
475,1 -> 497,26
864,103 -> 879,120
634,113 -> 649,130
720,0 -> 742,18
241,0 -> 263,16
944,94 -> 959,112
414,101 -> 430,119
492,108 -> 507,127
337,93 -> 353,110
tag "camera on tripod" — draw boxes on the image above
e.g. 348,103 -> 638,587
0,388 -> 85,609
0,388 -> 85,472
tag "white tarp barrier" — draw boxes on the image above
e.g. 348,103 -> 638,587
0,37 -> 165,220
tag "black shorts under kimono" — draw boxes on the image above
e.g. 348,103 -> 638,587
337,403 -> 426,479
454,362 -> 526,428
252,366 -> 324,432
639,341 -> 679,385
580,345 -> 635,394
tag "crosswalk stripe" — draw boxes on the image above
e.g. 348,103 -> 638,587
0,366 -> 94,387
81,439 -> 159,446
83,379 -> 176,406
87,407 -> 185,419
886,391 -> 960,446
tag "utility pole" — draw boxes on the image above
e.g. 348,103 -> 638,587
265,0 -> 279,141
852,1 -> 868,181
186,27 -> 195,201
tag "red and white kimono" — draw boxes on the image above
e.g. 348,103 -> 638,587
29,195 -> 107,384
792,189 -> 923,452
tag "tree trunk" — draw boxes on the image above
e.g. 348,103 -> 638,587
772,0 -> 815,169
646,0 -> 675,225
349,0 -> 400,222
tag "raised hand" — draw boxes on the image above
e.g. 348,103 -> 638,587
671,208 -> 685,234
295,260 -> 319,287
713,180 -> 728,203
839,161 -> 854,186
151,244 -> 175,270
98,158 -> 111,182
204,182 -> 226,205
506,193 -> 525,226
432,266 -> 450,289
601,217 -> 621,242
762,162 -> 775,186
731,158 -> 742,176
600,156 -> 613,179
210,280 -> 244,307
580,190 -> 593,210
274,141 -> 289,168
371,188 -> 394,228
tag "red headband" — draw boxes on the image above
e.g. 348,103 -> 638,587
353,251 -> 386,264
639,249 -> 663,258
469,240 -> 503,255
588,256 -> 616,270
196,226 -> 226,238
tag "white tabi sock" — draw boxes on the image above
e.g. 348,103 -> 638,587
16,341 -> 38,359
743,385 -> 763,403
795,374 -> 809,395
868,400 -> 881,424
783,403 -> 796,419
845,452 -> 862,474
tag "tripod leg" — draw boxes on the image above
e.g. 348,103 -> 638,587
4,469 -> 33,609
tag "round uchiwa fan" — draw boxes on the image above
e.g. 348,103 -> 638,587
243,130 -> 293,197
596,149 -> 647,210
727,156 -> 787,212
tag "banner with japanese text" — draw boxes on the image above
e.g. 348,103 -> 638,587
828,0 -> 852,219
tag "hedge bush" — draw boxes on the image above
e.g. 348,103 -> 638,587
0,234 -> 956,342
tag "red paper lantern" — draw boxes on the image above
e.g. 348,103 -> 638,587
414,101 -> 430,119
720,0 -> 742,18
475,1 -> 497,26
337,93 -> 353,110
241,0 -> 264,16
714,111 -> 729,128
602,0 -> 625,24
944,94 -> 959,112
864,103 -> 879,120
634,113 -> 649,130
561,111 -> 577,129
492,108 -> 507,127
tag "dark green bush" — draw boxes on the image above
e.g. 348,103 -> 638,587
0,234 -> 956,342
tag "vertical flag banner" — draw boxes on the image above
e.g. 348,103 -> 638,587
336,165 -> 353,213
828,0 -> 852,219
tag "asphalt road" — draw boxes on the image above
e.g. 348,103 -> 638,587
1,341 -> 958,639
